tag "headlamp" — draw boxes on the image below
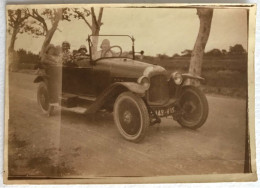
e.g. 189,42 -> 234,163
138,76 -> 150,89
171,72 -> 183,85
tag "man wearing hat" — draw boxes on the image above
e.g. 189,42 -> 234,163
74,45 -> 90,67
75,45 -> 89,61
61,41 -> 72,65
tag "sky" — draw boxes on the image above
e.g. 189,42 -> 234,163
8,7 -> 248,56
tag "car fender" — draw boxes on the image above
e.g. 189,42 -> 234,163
182,73 -> 204,81
118,82 -> 147,94
86,82 -> 146,113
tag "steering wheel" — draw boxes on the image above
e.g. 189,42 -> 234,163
103,45 -> 123,57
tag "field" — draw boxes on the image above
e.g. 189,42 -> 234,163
142,55 -> 248,98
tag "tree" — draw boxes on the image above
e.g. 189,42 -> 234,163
16,49 -> 40,64
72,7 -> 104,55
7,9 -> 29,53
159,53 -> 169,59
222,49 -> 228,55
205,48 -> 222,57
181,49 -> 192,57
189,8 -> 213,84
172,53 -> 180,58
229,44 -> 246,55
26,8 -> 63,58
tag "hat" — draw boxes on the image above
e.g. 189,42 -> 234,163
79,45 -> 87,51
62,41 -> 70,48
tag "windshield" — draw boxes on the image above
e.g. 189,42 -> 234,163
89,35 -> 133,60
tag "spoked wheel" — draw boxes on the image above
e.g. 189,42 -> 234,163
114,92 -> 149,142
177,86 -> 208,129
37,82 -> 54,116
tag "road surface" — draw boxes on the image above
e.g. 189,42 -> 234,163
8,72 -> 247,177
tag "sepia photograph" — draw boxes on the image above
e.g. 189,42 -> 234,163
4,3 -> 257,184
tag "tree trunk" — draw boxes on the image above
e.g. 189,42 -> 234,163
90,8 -> 103,58
91,15 -> 100,57
189,9 -> 213,85
8,25 -> 19,68
91,27 -> 100,58
39,9 -> 62,59
8,26 -> 19,54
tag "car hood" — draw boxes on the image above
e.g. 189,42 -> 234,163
95,58 -> 166,79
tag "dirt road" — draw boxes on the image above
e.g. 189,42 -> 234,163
8,72 -> 246,177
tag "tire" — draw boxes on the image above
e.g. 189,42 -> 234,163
114,92 -> 149,142
177,86 -> 209,129
37,82 -> 54,115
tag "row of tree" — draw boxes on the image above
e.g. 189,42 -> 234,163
7,7 -> 216,77
8,7 -> 104,58
168,44 -> 247,58
14,49 -> 39,63
8,7 -> 214,78
13,43 -> 246,68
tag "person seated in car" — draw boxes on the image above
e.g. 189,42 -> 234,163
61,41 -> 72,65
95,39 -> 113,59
75,45 -> 90,61
72,50 -> 78,58
75,45 -> 91,67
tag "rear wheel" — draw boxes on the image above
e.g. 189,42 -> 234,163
177,86 -> 208,129
114,92 -> 149,142
37,82 -> 54,116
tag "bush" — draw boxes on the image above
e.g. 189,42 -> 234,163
9,49 -> 40,71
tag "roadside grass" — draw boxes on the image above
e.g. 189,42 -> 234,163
8,132 -> 77,177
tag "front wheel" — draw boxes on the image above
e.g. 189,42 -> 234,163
37,82 -> 54,116
114,92 -> 149,142
176,86 -> 209,129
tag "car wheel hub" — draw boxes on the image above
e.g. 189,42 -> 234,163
123,110 -> 132,124
183,101 -> 196,113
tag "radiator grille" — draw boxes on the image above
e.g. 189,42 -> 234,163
148,75 -> 169,105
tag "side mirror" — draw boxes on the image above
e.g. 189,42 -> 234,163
133,51 -> 144,55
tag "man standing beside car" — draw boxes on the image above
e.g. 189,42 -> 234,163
40,44 -> 62,112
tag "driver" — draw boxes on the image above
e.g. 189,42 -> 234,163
96,39 -> 113,58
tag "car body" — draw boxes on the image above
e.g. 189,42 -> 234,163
34,35 -> 209,142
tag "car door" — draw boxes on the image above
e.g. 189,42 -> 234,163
92,62 -> 112,96
62,65 -> 95,96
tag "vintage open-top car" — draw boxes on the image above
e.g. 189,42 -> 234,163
34,35 -> 209,142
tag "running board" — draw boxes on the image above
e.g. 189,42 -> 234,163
61,106 -> 88,114
62,93 -> 96,101
60,93 -> 96,109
